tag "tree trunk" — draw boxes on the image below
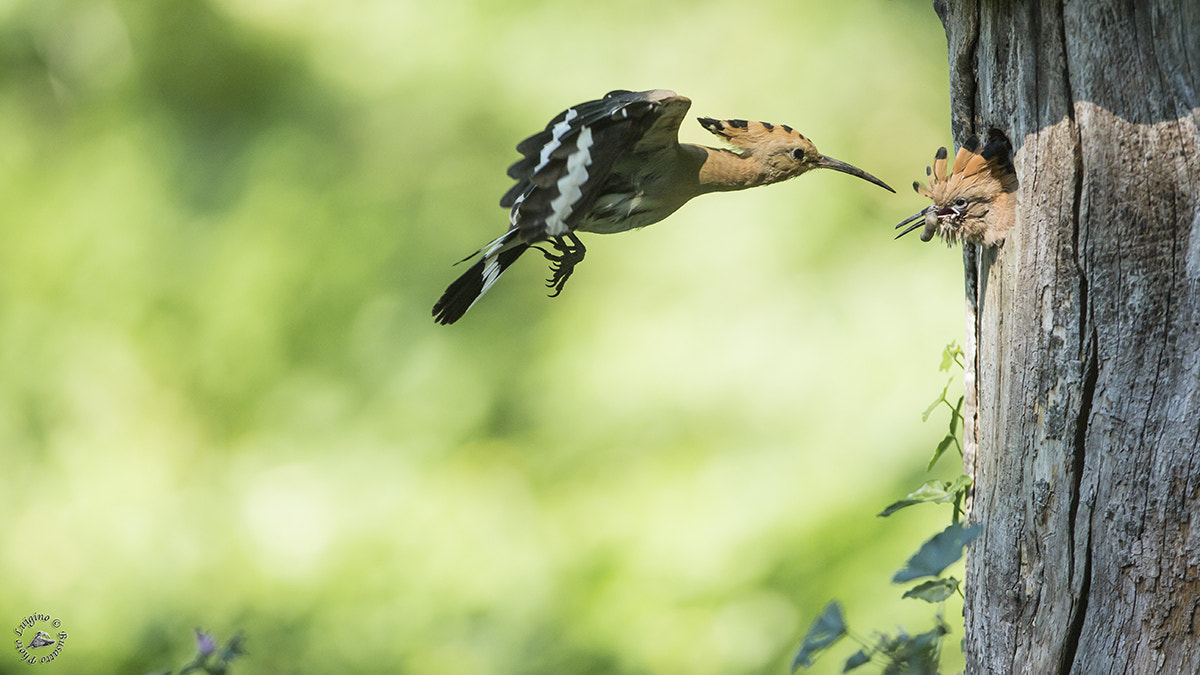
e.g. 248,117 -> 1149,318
932,1 -> 1200,672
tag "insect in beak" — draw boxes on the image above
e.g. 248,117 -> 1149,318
895,203 -> 962,242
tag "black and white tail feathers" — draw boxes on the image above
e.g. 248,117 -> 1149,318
432,231 -> 529,325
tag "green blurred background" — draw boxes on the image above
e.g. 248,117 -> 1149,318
0,0 -> 965,672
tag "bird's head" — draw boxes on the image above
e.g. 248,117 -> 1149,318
697,117 -> 893,192
895,135 -> 1018,246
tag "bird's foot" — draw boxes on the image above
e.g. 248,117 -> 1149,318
534,234 -> 586,297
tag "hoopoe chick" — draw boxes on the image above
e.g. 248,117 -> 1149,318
894,135 -> 1018,246
432,88 -> 894,325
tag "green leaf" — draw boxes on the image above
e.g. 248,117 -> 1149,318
875,622 -> 948,675
920,380 -> 950,422
907,624 -> 950,663
902,577 -> 959,603
893,522 -> 983,583
948,474 -> 973,524
940,342 -> 963,372
939,346 -> 956,372
949,396 -> 964,436
946,474 -> 973,501
877,478 -> 970,518
791,601 -> 847,671
926,434 -> 956,471
843,649 -> 872,672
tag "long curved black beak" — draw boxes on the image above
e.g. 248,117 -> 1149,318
894,209 -> 927,239
817,155 -> 894,192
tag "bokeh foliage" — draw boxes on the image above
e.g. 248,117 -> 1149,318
0,0 -> 963,673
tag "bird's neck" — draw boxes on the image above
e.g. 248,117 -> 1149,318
694,146 -> 778,192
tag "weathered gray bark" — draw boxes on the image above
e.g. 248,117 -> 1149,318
932,1 -> 1200,672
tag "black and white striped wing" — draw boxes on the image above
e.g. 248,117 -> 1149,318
499,90 -> 681,243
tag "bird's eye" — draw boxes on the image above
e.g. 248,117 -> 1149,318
954,198 -> 968,207
791,148 -> 805,160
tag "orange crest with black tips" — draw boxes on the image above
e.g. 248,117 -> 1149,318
897,135 -> 1018,246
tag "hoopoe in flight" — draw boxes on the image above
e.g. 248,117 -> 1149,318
894,135 -> 1018,246
432,89 -> 894,325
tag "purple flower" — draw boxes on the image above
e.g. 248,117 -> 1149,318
194,628 -> 216,657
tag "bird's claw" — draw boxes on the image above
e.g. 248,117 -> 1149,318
534,235 -> 586,298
